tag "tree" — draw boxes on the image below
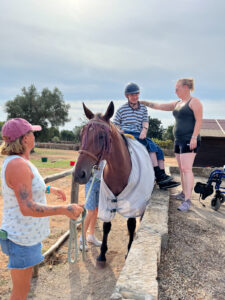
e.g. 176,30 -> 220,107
163,125 -> 174,141
0,121 -> 4,139
60,130 -> 75,141
147,116 -> 164,140
73,124 -> 85,143
5,85 -> 70,141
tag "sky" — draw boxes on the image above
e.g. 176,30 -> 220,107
0,0 -> 225,130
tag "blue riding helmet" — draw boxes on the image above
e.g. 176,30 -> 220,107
124,83 -> 140,95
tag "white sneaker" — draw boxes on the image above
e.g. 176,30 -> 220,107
171,191 -> 185,201
79,238 -> 88,251
87,235 -> 102,247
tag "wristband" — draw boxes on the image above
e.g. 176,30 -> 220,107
46,185 -> 51,194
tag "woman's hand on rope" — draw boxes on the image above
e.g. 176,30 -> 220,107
51,187 -> 66,201
66,204 -> 84,219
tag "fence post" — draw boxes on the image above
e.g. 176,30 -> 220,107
33,169 -> 78,278
71,173 -> 79,204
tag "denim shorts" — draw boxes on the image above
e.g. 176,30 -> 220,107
174,140 -> 201,154
0,238 -> 44,269
85,178 -> 100,210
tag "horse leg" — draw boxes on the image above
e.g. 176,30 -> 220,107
126,218 -> 136,258
96,222 -> 111,267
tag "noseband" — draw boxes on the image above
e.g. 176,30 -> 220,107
78,149 -> 99,163
79,120 -> 111,164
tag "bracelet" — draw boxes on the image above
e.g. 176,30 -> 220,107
191,136 -> 197,139
143,127 -> 148,130
46,185 -> 51,194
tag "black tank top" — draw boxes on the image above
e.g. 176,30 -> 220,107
172,98 -> 199,142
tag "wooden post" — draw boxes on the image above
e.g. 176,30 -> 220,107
32,169 -> 78,278
70,174 -> 80,231
71,173 -> 79,204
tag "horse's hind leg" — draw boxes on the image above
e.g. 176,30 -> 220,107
126,218 -> 136,258
96,222 -> 111,266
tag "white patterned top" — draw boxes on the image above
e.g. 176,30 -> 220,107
1,155 -> 50,246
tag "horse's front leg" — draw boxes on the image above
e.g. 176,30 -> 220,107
96,221 -> 111,267
126,217 -> 136,258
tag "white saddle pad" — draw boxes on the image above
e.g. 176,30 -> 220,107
98,138 -> 155,222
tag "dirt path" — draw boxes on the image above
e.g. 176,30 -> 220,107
3,154 -> 225,299
158,175 -> 225,300
28,213 -> 130,300
0,148 -> 137,300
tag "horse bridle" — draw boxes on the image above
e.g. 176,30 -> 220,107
78,120 -> 111,164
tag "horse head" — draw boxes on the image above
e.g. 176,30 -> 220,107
73,101 -> 114,184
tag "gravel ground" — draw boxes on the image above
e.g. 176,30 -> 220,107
158,176 -> 225,300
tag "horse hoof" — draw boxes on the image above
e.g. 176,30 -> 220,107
96,260 -> 106,268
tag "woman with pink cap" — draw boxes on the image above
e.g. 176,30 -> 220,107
0,118 -> 83,299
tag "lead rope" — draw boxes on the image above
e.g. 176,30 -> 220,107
68,169 -> 97,263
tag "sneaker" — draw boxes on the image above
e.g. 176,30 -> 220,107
87,235 -> 102,247
156,173 -> 173,184
79,238 -> 88,251
171,191 -> 185,201
177,199 -> 191,212
159,181 -> 181,190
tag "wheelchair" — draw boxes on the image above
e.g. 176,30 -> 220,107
194,167 -> 225,211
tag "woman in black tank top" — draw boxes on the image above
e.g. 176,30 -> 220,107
140,78 -> 203,212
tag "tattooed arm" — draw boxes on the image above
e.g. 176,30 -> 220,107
5,158 -> 83,219
139,100 -> 178,111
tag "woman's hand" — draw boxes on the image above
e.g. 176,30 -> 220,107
50,187 -> 66,202
66,204 -> 84,219
189,137 -> 197,150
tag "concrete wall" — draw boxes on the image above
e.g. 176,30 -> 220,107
111,188 -> 169,300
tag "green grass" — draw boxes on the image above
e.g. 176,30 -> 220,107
33,148 -> 74,156
30,159 -> 72,169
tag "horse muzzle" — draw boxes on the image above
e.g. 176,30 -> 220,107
73,166 -> 92,184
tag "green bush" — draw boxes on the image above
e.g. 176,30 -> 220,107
152,138 -> 174,149
52,136 -> 60,143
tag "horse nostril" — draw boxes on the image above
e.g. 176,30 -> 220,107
79,170 -> 86,179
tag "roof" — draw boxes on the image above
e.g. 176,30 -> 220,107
200,119 -> 225,138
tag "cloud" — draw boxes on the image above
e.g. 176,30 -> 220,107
0,0 -> 225,102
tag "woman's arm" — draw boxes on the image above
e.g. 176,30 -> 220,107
189,98 -> 203,150
48,186 -> 66,202
5,159 -> 83,219
140,100 -> 178,111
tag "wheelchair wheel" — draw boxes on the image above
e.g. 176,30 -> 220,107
211,195 -> 222,211
220,194 -> 225,204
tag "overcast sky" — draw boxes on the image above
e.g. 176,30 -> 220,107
0,0 -> 225,129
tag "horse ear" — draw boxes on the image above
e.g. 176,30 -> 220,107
103,101 -> 114,122
83,103 -> 94,120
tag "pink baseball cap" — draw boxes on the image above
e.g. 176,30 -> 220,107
2,118 -> 42,142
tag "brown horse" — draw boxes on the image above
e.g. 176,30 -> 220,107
74,101 -> 146,266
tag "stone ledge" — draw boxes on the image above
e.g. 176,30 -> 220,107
169,166 -> 224,178
110,188 -> 169,300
